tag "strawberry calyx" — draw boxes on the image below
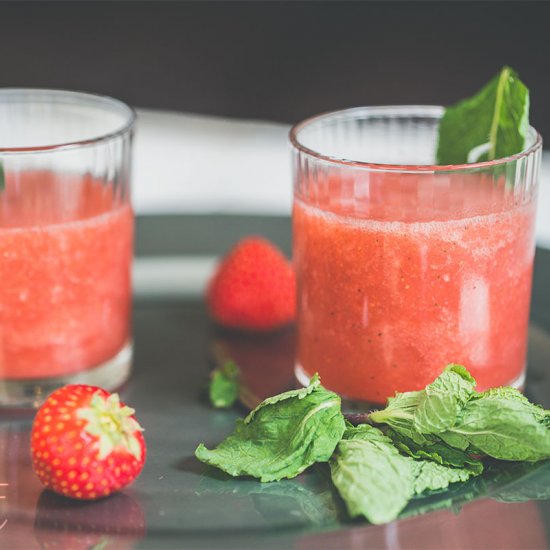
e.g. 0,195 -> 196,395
77,392 -> 144,461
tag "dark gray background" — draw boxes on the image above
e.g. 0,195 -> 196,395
1,1 -> 548,136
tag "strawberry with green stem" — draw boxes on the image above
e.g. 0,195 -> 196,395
31,385 -> 146,500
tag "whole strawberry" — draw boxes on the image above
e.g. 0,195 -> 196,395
31,385 -> 146,500
207,237 -> 296,331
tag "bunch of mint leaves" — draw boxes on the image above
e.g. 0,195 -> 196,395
196,365 -> 550,525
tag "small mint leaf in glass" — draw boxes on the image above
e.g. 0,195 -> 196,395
436,66 -> 530,165
209,361 -> 241,409
0,163 -> 5,191
196,375 -> 346,482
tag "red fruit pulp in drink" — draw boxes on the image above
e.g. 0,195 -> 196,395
293,171 -> 536,403
0,171 -> 132,379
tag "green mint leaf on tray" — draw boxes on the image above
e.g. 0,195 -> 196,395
411,459 -> 474,495
209,361 -> 241,408
330,425 -> 415,524
413,364 -> 475,434
436,66 -> 530,164
196,374 -> 346,482
197,366 -> 549,525
388,429 -> 484,475
369,365 -> 475,441
448,387 -> 550,462
370,365 -> 550,463
330,424 -> 478,524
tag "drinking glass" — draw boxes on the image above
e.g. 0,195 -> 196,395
0,89 -> 135,407
291,106 -> 541,403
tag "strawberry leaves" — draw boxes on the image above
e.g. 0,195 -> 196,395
77,392 -> 144,461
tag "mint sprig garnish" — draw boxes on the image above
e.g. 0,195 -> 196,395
0,163 -> 4,191
196,366 -> 549,524
436,66 -> 530,164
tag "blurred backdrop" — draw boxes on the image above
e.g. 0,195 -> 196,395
2,0 -> 550,252
0,1 -> 548,135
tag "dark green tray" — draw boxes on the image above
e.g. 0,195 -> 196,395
1,214 -> 548,549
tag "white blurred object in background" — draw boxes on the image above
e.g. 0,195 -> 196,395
133,108 -> 550,248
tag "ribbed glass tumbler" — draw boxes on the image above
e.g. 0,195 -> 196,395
0,89 -> 135,408
291,106 -> 541,404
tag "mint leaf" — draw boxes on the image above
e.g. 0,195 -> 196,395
196,376 -> 346,482
413,364 -> 476,434
436,66 -> 529,164
0,163 -> 4,191
245,373 -> 322,422
447,387 -> 550,462
369,364 -> 475,441
209,361 -> 241,408
388,429 -> 484,475
411,459 -> 475,495
330,424 -> 479,524
370,366 -> 550,463
330,425 -> 414,524
369,390 -> 424,444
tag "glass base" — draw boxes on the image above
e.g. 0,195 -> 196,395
509,370 -> 526,391
295,363 -> 527,411
0,342 -> 132,409
294,363 -> 383,410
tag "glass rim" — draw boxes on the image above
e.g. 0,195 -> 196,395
289,105 -> 543,173
0,88 -> 136,154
